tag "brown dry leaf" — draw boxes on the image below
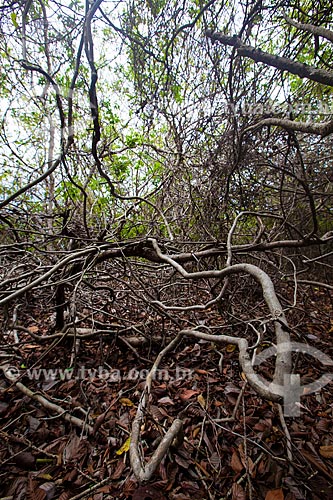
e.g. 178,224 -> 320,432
175,453 -> 189,469
254,419 -> 272,433
196,460 -> 210,478
111,459 -> 126,479
58,493 -> 73,500
210,452 -> 221,469
231,483 -> 246,500
133,485 -> 166,500
180,480 -> 203,496
179,389 -> 200,401
97,485 -> 112,493
301,447 -> 333,480
231,450 -> 243,473
63,468 -> 78,483
123,477 -> 137,497
150,404 -> 168,420
319,445 -> 333,458
265,488 -> 284,500
165,463 -> 179,491
92,494 -> 103,500
192,426 -> 201,438
27,478 -> 44,500
63,433 -> 88,463
238,443 -> 256,477
158,396 -> 174,405
257,456 -> 267,475
38,482 -> 56,500
159,459 -> 167,481
28,325 -> 39,333
316,419 -> 330,432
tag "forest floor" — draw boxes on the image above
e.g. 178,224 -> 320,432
0,284 -> 333,500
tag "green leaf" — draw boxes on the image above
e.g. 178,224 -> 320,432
10,12 -> 19,28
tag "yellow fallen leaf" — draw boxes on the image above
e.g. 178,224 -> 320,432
197,394 -> 206,409
119,398 -> 134,407
192,426 -> 201,438
226,344 -> 236,353
116,436 -> 131,455
36,473 -> 53,480
319,445 -> 333,458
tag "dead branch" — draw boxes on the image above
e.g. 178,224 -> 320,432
205,29 -> 333,137
205,30 -> 333,87
283,14 -> 333,44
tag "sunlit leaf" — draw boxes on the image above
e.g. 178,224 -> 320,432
197,394 -> 206,409
319,445 -> 333,458
116,437 -> 131,456
10,12 -> 18,28
119,398 -> 134,407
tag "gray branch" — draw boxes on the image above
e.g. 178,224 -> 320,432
283,14 -> 333,44
205,30 -> 333,87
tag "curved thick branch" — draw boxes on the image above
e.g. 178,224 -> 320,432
130,334 -> 184,482
148,238 -> 291,392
